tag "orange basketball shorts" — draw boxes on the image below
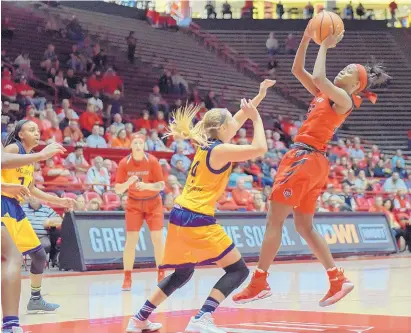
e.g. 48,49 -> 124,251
125,195 -> 164,232
270,148 -> 329,214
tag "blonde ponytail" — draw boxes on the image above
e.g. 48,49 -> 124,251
164,104 -> 210,147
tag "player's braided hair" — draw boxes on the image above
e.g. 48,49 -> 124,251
3,119 -> 31,147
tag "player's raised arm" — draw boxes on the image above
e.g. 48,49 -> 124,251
212,99 -> 267,165
232,79 -> 276,131
312,31 -> 352,111
292,22 -> 319,96
2,143 -> 66,169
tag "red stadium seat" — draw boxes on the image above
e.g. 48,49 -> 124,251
102,192 -> 121,211
84,191 -> 101,203
63,192 -> 77,200
356,197 -> 371,211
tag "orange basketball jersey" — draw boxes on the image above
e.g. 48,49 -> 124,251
294,93 -> 352,152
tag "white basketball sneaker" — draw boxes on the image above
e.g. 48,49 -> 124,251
185,312 -> 226,333
125,317 -> 162,333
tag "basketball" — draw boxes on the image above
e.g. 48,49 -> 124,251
308,11 -> 344,45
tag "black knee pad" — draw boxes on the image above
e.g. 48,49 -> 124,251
29,248 -> 47,275
158,267 -> 195,296
214,258 -> 249,297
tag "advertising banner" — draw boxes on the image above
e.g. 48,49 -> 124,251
59,211 -> 397,271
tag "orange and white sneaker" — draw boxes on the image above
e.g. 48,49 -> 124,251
122,272 -> 132,291
157,269 -> 165,283
232,269 -> 272,304
319,267 -> 354,307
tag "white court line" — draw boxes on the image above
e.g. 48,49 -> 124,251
220,328 -> 294,333
227,323 -> 325,331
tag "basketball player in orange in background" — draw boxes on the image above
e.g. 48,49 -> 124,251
233,23 -> 391,307
115,134 -> 166,290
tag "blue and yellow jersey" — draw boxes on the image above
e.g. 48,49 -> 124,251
175,140 -> 232,216
1,141 -> 34,202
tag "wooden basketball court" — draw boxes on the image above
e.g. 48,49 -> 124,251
20,256 -> 411,333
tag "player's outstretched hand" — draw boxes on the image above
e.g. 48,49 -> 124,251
2,184 -> 30,200
259,79 -> 276,93
60,197 -> 76,210
322,30 -> 344,49
40,143 -> 66,160
240,98 -> 259,122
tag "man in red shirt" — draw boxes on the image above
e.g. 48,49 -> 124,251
151,111 -> 168,135
15,77 -> 47,111
1,69 -> 17,102
79,103 -> 103,136
115,134 -> 165,289
41,118 -> 63,143
102,68 -> 123,98
87,71 -> 103,95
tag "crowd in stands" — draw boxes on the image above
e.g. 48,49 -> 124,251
1,6 -> 410,258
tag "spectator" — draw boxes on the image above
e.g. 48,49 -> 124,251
63,146 -> 89,174
66,68 -> 80,91
125,123 -> 134,140
262,167 -> 276,187
369,196 -> 385,212
79,103 -> 103,136
90,44 -> 107,72
151,111 -> 168,136
394,189 -> 411,219
66,15 -> 84,42
1,17 -> 15,41
389,0 -> 398,20
148,85 -> 169,116
87,71 -> 103,95
170,143 -> 192,170
16,77 -> 47,111
331,139 -> 348,157
169,138 -> 195,155
77,76 -> 89,97
373,159 -> 391,178
126,31 -> 137,64
144,130 -> 167,152
1,69 -> 17,102
102,68 -> 123,98
107,90 -> 123,119
266,32 -> 279,56
304,2 -> 314,18
222,1 -> 233,18
204,90 -> 218,110
342,169 -> 356,189
205,2 -> 217,18
159,69 -> 173,94
22,197 -> 62,262
235,128 -> 250,144
134,110 -> 151,132
24,105 -> 43,131
63,120 -> 83,144
58,99 -> 79,130
112,113 -> 125,132
344,1 -> 354,18
86,156 -> 110,195
14,52 -> 33,78
42,158 -> 73,184
2,122 -> 15,143
86,124 -> 108,148
285,33 -> 297,54
267,58 -> 278,77
189,88 -> 202,105
104,124 -> 118,145
54,70 -> 71,99
383,199 -> 407,245
87,198 -> 102,211
115,194 -> 128,211
316,198 -> 329,212
1,101 -> 17,126
171,70 -> 188,96
392,149 -> 405,169
163,193 -> 175,212
252,192 -> 267,212
272,131 -> 287,152
229,164 -> 253,189
75,194 -> 86,211
41,44 -> 60,71
393,159 -> 408,179
349,142 -> 365,160
67,44 -> 84,72
170,160 -> 188,186
88,91 -> 104,114
41,117 -> 63,144
354,170 -> 376,193
165,174 -> 182,198
341,184 -> 357,211
232,179 -> 253,209
276,1 -> 285,19
356,3 -> 365,19
383,172 -> 408,193
111,129 -> 131,149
